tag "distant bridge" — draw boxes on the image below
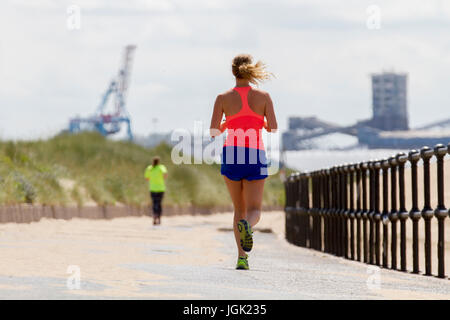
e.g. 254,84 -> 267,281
415,118 -> 450,130
282,116 -> 450,150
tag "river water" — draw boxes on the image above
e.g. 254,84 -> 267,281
282,148 -> 409,172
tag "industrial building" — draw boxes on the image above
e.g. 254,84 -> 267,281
367,72 -> 409,131
282,71 -> 450,150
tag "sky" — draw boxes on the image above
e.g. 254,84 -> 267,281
1,0 -> 450,140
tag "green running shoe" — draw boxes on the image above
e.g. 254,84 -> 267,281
236,255 -> 249,270
237,219 -> 253,252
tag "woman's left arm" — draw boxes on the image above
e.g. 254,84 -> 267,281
264,93 -> 278,133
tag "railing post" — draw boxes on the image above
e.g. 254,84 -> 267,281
313,171 -> 319,250
286,177 -> 291,243
396,152 -> 408,272
336,166 -> 342,256
284,179 -> 287,242
341,164 -> 349,259
317,170 -> 323,251
373,160 -> 382,266
381,159 -> 390,268
388,155 -> 399,270
294,173 -> 302,246
420,146 -> 434,276
331,166 -> 338,255
310,171 -> 316,250
346,164 -> 351,259
434,144 -> 448,278
288,174 -> 294,244
361,161 -> 369,263
284,176 -> 292,243
355,163 -> 362,262
290,174 -> 296,245
304,173 -> 309,247
368,160 -> 375,264
319,169 -> 325,252
327,168 -> 333,253
324,169 -> 331,253
408,149 -> 421,274
333,166 -> 339,256
348,164 -> 356,260
315,170 -> 320,250
322,170 -> 327,252
328,168 -> 333,254
305,172 -> 312,248
297,173 -> 303,247
343,164 -> 350,259
299,173 -> 304,247
292,174 -> 297,245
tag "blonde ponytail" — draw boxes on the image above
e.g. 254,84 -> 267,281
232,54 -> 273,85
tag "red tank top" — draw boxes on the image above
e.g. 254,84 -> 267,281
224,86 -> 265,150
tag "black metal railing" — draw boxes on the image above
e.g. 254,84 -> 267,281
285,143 -> 449,279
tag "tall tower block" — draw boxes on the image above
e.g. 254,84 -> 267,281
370,72 -> 409,131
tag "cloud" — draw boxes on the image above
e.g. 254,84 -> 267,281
0,0 -> 449,140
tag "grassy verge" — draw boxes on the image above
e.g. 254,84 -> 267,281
0,132 -> 286,208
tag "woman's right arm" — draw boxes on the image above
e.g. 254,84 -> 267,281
210,94 -> 224,138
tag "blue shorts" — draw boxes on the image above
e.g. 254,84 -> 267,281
220,146 -> 268,181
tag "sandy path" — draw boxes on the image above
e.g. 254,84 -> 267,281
0,211 -> 449,299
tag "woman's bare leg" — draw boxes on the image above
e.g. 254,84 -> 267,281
223,177 -> 247,258
242,179 -> 265,227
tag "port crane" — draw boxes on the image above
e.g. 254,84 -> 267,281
69,45 -> 136,141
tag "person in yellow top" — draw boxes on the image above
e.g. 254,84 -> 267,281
144,156 -> 168,225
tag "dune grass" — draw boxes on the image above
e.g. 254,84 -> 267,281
0,132 -> 286,208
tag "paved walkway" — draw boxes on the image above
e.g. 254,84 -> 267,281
0,212 -> 449,299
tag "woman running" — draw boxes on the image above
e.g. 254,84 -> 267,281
209,54 -> 278,270
144,156 -> 168,226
